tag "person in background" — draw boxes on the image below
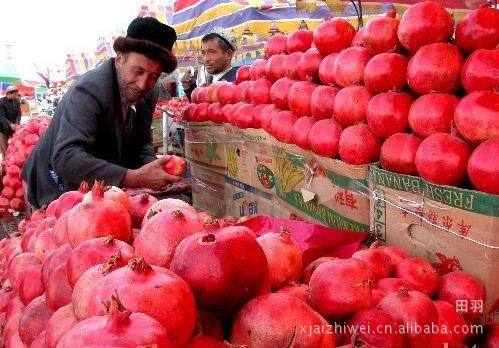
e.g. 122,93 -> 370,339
0,86 -> 22,158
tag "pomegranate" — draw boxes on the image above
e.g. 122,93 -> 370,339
363,17 -> 400,54
130,193 -> 158,229
183,103 -> 196,121
415,133 -> 472,186
52,210 -> 70,246
265,34 -> 287,58
367,92 -> 413,138
164,156 -> 186,177
431,300 -> 467,347
454,91 -> 499,143
45,304 -> 78,348
34,228 -> 57,261
170,227 -> 269,316
220,104 -> 234,124
311,85 -> 339,120
381,133 -> 422,175
134,209 -> 203,268
438,271 -> 486,322
8,252 -> 40,290
287,29 -> 313,53
66,236 -> 134,287
208,81 -> 226,103
270,111 -> 298,143
462,49 -> 499,93
31,331 -> 45,348
377,289 -> 439,348
185,337 -> 226,348
313,18 -> 356,55
348,309 -> 404,348
208,102 -> 223,123
231,293 -> 334,348
215,82 -> 235,105
283,52 -> 303,80
397,0 -> 453,53
378,245 -> 409,266
375,278 -> 416,293
261,105 -> 282,133
233,103 -> 255,129
468,139 -> 499,194
19,265 -> 43,305
288,80 -> 317,117
352,246 -> 393,280
193,102 -> 210,122
18,295 -> 52,346
292,116 -> 317,150
455,7 -> 499,54
276,282 -> 310,304
309,258 -> 373,320
300,256 -> 336,284
197,88 -> 210,103
256,228 -> 302,290
249,77 -> 272,104
351,27 -> 365,47
236,65 -> 251,84
364,53 -> 408,94
41,243 -> 72,289
333,47 -> 372,87
339,124 -> 382,165
408,94 -> 460,138
370,289 -> 386,308
234,80 -> 252,102
46,263 -> 72,311
319,53 -> 339,86
249,59 -> 267,80
309,119 -> 343,158
333,86 -> 372,126
265,54 -> 286,82
407,43 -> 464,95
66,181 -> 131,247
251,104 -> 270,129
395,258 -> 439,296
270,77 -> 295,110
58,293 -> 174,348
88,258 -> 196,347
297,48 -> 323,82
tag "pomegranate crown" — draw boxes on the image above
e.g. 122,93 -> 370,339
279,226 -> 292,241
128,256 -> 153,272
78,181 -> 89,193
91,180 -> 106,198
101,251 -> 123,275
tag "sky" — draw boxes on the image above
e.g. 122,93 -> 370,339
0,0 -> 147,80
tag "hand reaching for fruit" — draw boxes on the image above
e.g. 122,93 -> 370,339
122,156 -> 185,191
162,155 -> 186,177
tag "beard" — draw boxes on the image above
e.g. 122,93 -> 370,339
116,67 -> 147,104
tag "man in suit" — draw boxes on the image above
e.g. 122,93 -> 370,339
22,17 -> 181,209
0,86 -> 22,157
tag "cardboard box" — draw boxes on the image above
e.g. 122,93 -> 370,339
224,176 -> 275,218
189,161 -> 226,217
369,165 -> 499,322
185,123 -> 234,169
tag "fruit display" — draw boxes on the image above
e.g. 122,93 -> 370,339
0,182 -> 490,347
0,117 -> 50,213
182,3 -> 499,195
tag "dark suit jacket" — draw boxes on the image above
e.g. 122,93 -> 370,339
218,66 -> 238,83
22,59 -> 158,208
0,96 -> 21,136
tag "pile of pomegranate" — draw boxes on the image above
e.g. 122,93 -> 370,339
157,97 -> 190,120
183,3 -> 498,195
0,179 -> 496,347
0,117 -> 50,212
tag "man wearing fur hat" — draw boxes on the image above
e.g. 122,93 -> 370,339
0,86 -> 22,157
22,17 -> 180,209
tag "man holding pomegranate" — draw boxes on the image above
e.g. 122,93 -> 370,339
22,17 -> 182,209
0,86 -> 22,158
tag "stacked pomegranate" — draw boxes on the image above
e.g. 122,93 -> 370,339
0,179 -> 495,347
0,117 -> 50,212
183,3 -> 498,195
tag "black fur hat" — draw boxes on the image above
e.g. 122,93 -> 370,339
113,17 -> 177,73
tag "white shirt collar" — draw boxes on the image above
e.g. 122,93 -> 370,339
212,66 -> 233,82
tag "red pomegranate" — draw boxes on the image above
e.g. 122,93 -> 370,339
287,29 -> 313,53
333,86 -> 372,126
408,94 -> 460,138
250,59 -> 267,80
53,181 -> 88,218
377,289 -> 439,348
395,258 -> 439,296
468,139 -> 499,194
397,0 -> 454,53
364,53 -> 408,94
319,53 -> 339,86
18,296 -> 52,347
261,104 -> 283,133
233,103 -> 255,129
407,43 -> 464,95
220,104 -> 234,124
370,289 -> 387,308
34,228 -> 57,261
46,263 -> 72,311
31,331 -> 46,348
40,243 -> 72,289
216,82 -> 236,105
265,34 -> 287,58
256,228 -> 302,290
276,282 -> 310,304
309,119 -> 343,158
59,293 -> 174,348
431,300 -> 467,347
310,85 -> 339,120
130,193 -> 158,229
297,48 -> 323,82
88,258 -> 196,347
381,133 -> 422,175
231,293 -> 335,348
415,133 -> 472,186
170,227 -> 269,316
348,309 -> 404,348
352,246 -> 393,280
333,47 -> 372,87
437,271 -> 486,322
367,92 -> 413,138
183,103 -> 196,121
208,102 -> 223,123
8,252 -> 40,290
283,52 -> 303,80
378,245 -> 409,266
251,104 -> 270,129
270,111 -> 298,143
339,124 -> 382,165
300,256 -> 337,284
270,77 -> 295,110
142,198 -> 197,225
197,87 -> 210,103
134,209 -> 203,268
45,304 -> 78,348
455,7 -> 499,54
185,336 -> 226,348
363,17 -> 400,54
249,77 -> 272,104
462,49 -> 499,93
351,27 -> 365,47
288,80 -> 317,117
292,116 -> 317,150
193,103 -> 210,122
234,80 -> 253,102
236,65 -> 251,84
313,18 -> 356,55
265,54 -> 286,82
19,265 -> 43,305
454,91 -> 499,144
375,278 -> 416,293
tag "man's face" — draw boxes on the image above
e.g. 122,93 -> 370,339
201,38 -> 232,75
115,52 -> 163,104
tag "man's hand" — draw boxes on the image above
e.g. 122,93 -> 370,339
122,156 -> 182,191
